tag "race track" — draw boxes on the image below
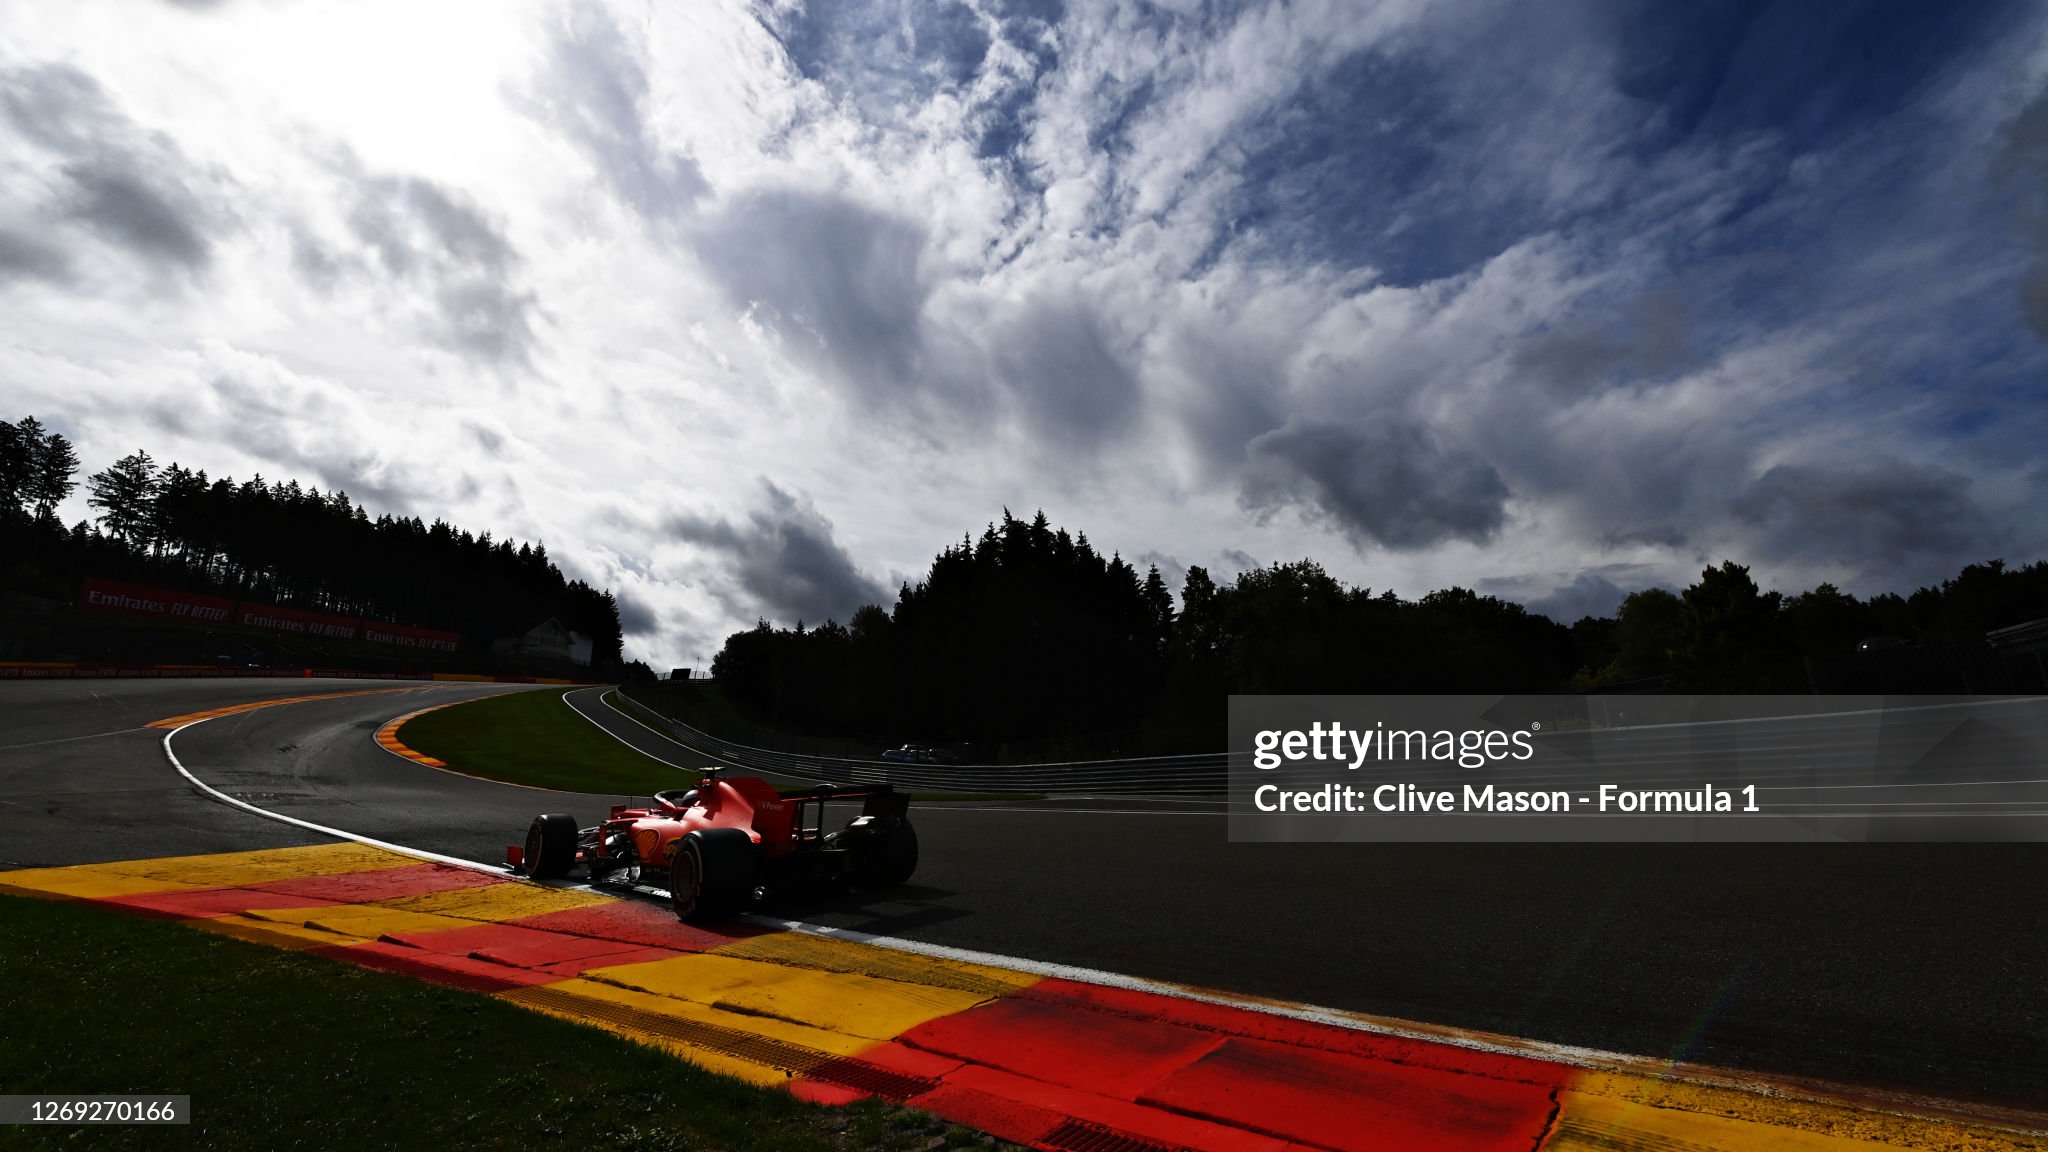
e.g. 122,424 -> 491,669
3,678 -> 2045,1112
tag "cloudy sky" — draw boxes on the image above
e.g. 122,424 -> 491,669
4,0 -> 2046,668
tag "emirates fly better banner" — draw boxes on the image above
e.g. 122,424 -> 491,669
236,601 -> 358,641
77,578 -> 459,652
358,621 -> 460,653
78,579 -> 234,624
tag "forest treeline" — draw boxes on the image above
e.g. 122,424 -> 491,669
692,509 -> 2048,754
0,414 -> 623,667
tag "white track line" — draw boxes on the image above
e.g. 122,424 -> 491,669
582,688 -> 836,786
0,727 -> 150,751
164,712 -> 493,873
561,687 -> 746,777
566,686 -> 830,785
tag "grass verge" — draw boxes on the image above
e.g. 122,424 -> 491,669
400,688 -> 697,794
0,893 -> 1009,1152
406,689 -> 1047,802
602,693 -> 1049,803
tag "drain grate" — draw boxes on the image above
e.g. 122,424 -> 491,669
804,1055 -> 939,1098
502,986 -> 937,1098
1038,1120 -> 1188,1152
1549,1115 -> 1705,1152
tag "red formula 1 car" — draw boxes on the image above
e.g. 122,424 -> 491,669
509,767 -> 918,922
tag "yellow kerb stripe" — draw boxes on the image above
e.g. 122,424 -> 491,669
0,843 -> 419,899
1556,1070 -> 2044,1152
145,687 -> 419,729
374,882 -> 610,922
373,705 -> 456,767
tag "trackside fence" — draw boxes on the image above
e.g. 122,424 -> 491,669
611,685 -> 1230,796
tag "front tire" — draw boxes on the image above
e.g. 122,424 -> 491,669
524,814 -> 578,879
669,829 -> 756,922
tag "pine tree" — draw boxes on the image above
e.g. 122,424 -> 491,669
1141,564 -> 1175,651
86,450 -> 161,543
0,419 -> 27,517
31,428 -> 78,521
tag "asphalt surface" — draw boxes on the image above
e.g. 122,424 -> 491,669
2,678 -> 2045,1112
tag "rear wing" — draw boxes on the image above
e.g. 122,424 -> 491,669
778,782 -> 910,820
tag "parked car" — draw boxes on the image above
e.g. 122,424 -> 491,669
879,743 -> 958,765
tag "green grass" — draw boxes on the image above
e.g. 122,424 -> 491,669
407,688 -> 1047,802
602,693 -> 1049,803
0,893 -> 1012,1152
401,688 -> 698,794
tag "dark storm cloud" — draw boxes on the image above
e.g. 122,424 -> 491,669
1243,420 -> 1509,551
189,364 -> 459,516
0,229 -> 73,284
61,161 -> 212,270
351,178 -> 514,274
696,189 -> 929,400
1518,571 -> 1633,624
0,62 -> 225,280
615,590 -> 659,638
1733,460 -> 1992,565
1996,88 -> 2048,340
1162,320 -> 1289,467
529,6 -> 705,226
989,297 -> 1138,442
1598,523 -> 1692,551
215,429 -> 419,516
2,63 -> 123,155
288,225 -> 341,289
1512,296 -> 1691,394
345,176 -> 538,364
667,482 -> 890,627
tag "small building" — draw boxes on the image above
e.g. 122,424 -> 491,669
492,617 -> 593,668
1987,617 -> 2048,690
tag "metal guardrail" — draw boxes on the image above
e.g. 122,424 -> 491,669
612,686 -> 1229,795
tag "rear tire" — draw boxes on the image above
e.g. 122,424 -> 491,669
853,819 -> 918,889
525,814 -> 578,879
669,829 -> 756,922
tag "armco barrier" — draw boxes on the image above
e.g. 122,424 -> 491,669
612,687 -> 1229,796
